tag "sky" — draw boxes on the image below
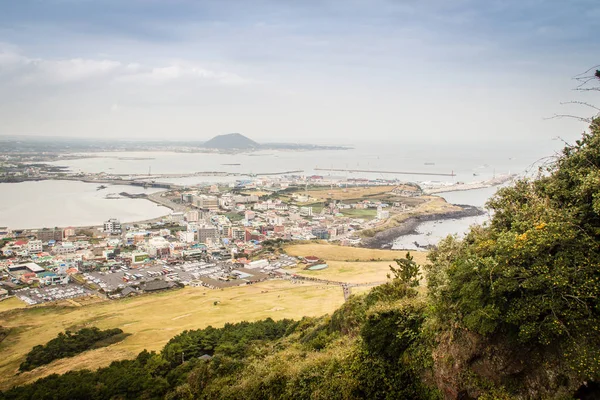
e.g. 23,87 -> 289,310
0,0 -> 598,144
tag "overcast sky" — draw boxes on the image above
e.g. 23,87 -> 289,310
0,0 -> 597,144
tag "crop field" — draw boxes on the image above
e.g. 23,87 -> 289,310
0,280 -> 345,389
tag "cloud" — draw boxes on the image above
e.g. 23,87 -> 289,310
115,63 -> 251,86
0,47 -> 250,87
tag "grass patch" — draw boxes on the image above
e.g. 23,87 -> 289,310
340,208 -> 377,220
225,212 -> 244,222
0,297 -> 26,313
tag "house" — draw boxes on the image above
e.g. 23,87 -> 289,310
120,287 -> 137,297
141,280 -> 174,292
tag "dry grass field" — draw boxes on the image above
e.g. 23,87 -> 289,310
293,261 -> 398,284
284,243 -> 428,284
0,280 -> 345,390
285,242 -> 422,262
303,185 -> 408,202
0,297 -> 27,313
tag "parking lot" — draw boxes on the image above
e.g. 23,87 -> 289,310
84,255 -> 298,293
16,284 -> 96,305
84,261 -> 234,292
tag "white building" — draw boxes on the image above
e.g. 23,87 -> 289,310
185,210 -> 199,222
246,259 -> 269,269
376,206 -> 390,220
170,212 -> 185,223
26,240 -> 43,253
104,218 -> 122,234
52,242 -> 77,254
194,195 -> 219,211
178,231 -> 196,243
300,206 -> 313,217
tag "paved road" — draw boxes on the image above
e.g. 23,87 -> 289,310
146,192 -> 188,212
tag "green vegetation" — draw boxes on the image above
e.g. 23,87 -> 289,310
224,212 -> 244,222
340,208 -> 377,219
19,328 -> 127,372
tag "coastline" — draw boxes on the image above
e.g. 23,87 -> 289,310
359,205 -> 485,249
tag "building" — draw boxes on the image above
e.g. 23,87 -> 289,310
170,212 -> 185,223
181,193 -> 195,203
376,206 -> 390,220
197,225 -> 218,243
311,227 -> 330,240
178,231 -> 196,243
185,210 -> 199,222
231,227 -> 246,241
103,218 -> 122,234
300,206 -> 313,217
26,240 -> 43,253
195,195 -> 219,211
53,242 -> 77,255
131,252 -> 150,265
37,228 -> 63,242
145,237 -> 171,258
63,226 -> 76,239
246,259 -> 269,269
8,262 -> 45,274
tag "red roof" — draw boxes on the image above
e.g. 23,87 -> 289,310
14,240 -> 28,246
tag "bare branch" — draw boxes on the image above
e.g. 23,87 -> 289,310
544,114 -> 593,123
573,65 -> 600,77
559,101 -> 600,112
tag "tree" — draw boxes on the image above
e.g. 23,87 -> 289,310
388,252 -> 421,288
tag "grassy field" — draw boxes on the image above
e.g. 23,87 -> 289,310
304,185 -> 402,202
284,243 -> 428,284
293,261 -> 399,284
0,280 -> 345,390
339,208 -> 377,220
0,297 -> 27,313
284,243 -> 419,261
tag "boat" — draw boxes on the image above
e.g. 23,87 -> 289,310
97,185 -> 107,190
424,162 -> 435,166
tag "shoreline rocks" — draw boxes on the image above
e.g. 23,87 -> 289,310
360,205 -> 485,249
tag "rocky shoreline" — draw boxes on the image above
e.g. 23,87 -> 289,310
360,205 -> 486,249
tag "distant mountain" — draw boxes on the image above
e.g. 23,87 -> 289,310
202,133 -> 259,150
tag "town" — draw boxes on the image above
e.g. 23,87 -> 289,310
0,173 -> 451,305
